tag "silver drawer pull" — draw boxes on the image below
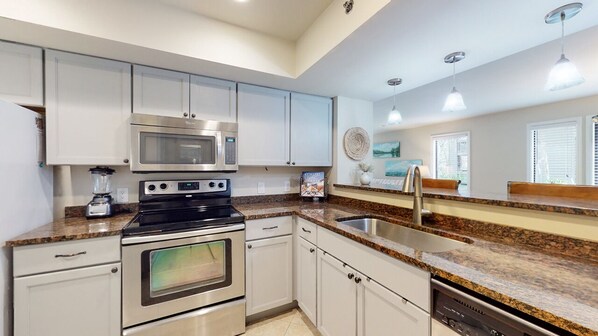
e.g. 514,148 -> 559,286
302,227 -> 312,233
262,226 -> 279,230
55,251 -> 87,258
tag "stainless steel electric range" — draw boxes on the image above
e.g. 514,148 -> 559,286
121,179 -> 245,336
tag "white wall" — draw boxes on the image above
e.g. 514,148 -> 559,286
330,96 -> 374,185
373,94 -> 598,194
53,165 -> 320,218
0,103 -> 53,336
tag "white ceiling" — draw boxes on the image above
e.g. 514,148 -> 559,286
2,0 -> 597,133
157,0 -> 334,41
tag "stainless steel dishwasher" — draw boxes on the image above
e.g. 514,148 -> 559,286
431,279 -> 572,336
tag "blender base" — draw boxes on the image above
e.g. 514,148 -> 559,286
85,195 -> 114,218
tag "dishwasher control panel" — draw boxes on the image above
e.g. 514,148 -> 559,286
431,279 -> 562,336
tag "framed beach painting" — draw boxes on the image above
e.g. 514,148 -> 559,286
373,141 -> 400,158
384,159 -> 423,177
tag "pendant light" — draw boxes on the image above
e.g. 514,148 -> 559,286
544,3 -> 584,91
442,51 -> 467,112
386,78 -> 403,125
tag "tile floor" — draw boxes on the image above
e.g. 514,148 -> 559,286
243,308 -> 321,336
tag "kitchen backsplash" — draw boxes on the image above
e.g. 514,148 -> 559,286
53,165 -> 329,219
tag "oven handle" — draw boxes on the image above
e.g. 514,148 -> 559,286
121,223 -> 245,245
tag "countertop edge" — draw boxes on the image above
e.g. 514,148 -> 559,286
333,183 -> 598,217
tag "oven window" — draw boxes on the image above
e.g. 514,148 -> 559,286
139,132 -> 216,165
141,239 -> 232,306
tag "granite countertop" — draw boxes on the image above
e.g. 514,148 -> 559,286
5,213 -> 134,247
236,201 -> 598,336
334,183 -> 598,217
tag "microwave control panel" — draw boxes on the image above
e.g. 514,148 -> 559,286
143,179 -> 228,195
225,136 -> 237,165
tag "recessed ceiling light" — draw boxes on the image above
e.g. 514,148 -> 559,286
235,0 -> 250,3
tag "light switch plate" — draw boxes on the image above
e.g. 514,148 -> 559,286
257,182 -> 265,194
116,188 -> 129,203
284,181 -> 291,192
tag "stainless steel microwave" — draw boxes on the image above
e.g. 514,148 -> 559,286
130,114 -> 238,172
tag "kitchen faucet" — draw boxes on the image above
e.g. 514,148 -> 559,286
402,165 -> 431,225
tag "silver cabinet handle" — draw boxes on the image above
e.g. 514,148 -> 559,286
183,112 -> 189,117
354,277 -> 362,284
247,244 -> 252,249
309,248 -> 315,253
55,251 -> 87,258
347,273 -> 354,280
111,267 -> 118,273
191,113 -> 196,118
123,158 -> 129,164
302,227 -> 312,234
262,226 -> 279,230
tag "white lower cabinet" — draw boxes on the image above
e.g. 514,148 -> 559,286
14,262 -> 121,336
317,245 -> 430,336
245,234 -> 293,316
317,250 -> 359,336
359,273 -> 430,336
296,237 -> 317,325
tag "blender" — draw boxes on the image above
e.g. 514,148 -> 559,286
85,166 -> 115,218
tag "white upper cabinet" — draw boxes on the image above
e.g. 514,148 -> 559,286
190,75 -> 237,122
0,41 -> 43,106
45,50 -> 131,165
290,93 -> 333,167
237,84 -> 332,167
133,65 -> 190,118
238,83 -> 290,166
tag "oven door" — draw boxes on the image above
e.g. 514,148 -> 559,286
130,124 -> 237,172
122,225 -> 245,328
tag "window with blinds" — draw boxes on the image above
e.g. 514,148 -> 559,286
432,132 -> 469,189
528,119 -> 579,184
592,116 -> 598,185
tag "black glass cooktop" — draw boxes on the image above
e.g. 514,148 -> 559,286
123,206 -> 244,236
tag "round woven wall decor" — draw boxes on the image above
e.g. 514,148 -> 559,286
343,127 -> 370,161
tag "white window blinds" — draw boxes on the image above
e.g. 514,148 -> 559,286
529,120 -> 578,184
432,132 -> 469,189
593,117 -> 598,185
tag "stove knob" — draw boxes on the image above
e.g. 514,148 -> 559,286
160,183 -> 168,190
148,184 -> 156,191
209,182 -> 215,188
218,182 -> 224,188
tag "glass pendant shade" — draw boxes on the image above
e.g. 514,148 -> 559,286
545,54 -> 585,91
442,87 -> 466,112
387,106 -> 402,125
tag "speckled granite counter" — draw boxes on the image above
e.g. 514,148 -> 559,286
5,213 -> 134,247
334,183 -> 598,217
236,200 -> 598,336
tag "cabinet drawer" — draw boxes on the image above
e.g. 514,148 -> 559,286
296,217 -> 317,245
246,216 -> 292,241
13,236 -> 121,277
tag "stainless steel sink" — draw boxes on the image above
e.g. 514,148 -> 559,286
337,217 -> 468,253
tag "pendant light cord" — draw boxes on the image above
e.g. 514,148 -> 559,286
393,84 -> 396,107
560,12 -> 565,55
452,61 -> 456,87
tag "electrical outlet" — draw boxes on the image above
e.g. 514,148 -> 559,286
116,188 -> 129,203
257,182 -> 266,194
284,181 -> 291,192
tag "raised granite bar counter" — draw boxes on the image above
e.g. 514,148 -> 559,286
334,183 -> 598,217
5,213 -> 134,247
236,199 -> 598,336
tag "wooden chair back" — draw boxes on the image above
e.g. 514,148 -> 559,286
507,181 -> 598,200
422,178 -> 461,190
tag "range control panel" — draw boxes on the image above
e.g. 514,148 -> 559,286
143,179 -> 228,195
